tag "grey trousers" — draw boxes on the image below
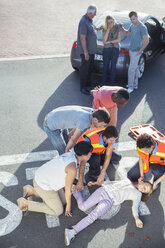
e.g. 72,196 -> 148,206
128,51 -> 141,89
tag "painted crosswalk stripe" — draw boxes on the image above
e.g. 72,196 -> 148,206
0,141 -> 136,167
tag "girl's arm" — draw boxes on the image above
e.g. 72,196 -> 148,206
110,31 -> 121,44
65,163 -> 77,216
103,30 -> 110,44
132,192 -> 143,228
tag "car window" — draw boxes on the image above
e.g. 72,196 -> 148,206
145,18 -> 158,37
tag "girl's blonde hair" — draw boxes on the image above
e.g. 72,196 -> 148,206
104,15 -> 117,31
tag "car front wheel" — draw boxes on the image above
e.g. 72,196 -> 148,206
138,55 -> 146,79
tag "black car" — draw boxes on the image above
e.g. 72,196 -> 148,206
71,10 -> 165,80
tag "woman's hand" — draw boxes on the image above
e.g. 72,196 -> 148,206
87,181 -> 97,186
135,218 -> 143,228
65,205 -> 72,217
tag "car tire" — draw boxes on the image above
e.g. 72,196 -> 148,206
138,55 -> 146,79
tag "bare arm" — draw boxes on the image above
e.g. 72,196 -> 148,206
75,160 -> 86,191
138,156 -> 144,182
80,34 -> 89,60
97,147 -> 113,185
65,163 -> 77,216
68,128 -> 76,140
137,35 -> 149,55
153,172 -> 165,190
110,31 -> 121,44
121,25 -> 130,36
103,30 -> 110,44
65,128 -> 82,152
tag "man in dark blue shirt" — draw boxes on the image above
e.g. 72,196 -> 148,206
77,5 -> 97,95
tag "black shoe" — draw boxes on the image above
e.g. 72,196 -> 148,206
80,88 -> 90,95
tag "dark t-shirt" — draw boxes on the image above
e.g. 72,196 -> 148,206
77,14 -> 97,55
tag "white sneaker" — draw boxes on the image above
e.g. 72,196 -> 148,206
128,88 -> 134,93
64,228 -> 76,246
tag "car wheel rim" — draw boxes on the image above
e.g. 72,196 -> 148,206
138,57 -> 145,78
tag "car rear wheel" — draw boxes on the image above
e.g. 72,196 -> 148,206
138,55 -> 146,79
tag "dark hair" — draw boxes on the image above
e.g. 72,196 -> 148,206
74,141 -> 93,156
136,133 -> 155,149
117,88 -> 130,101
102,126 -> 118,139
141,181 -> 153,202
129,11 -> 138,18
92,107 -> 110,124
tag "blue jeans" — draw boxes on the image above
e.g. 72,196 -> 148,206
102,47 -> 120,86
127,161 -> 165,182
43,122 -> 69,155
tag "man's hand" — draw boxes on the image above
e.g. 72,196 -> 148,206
65,205 -> 72,217
135,218 -> 143,228
88,181 -> 98,186
75,181 -> 84,192
84,52 -> 89,60
138,176 -> 144,184
136,50 -> 141,56
97,173 -> 105,185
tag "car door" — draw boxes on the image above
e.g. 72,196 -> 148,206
144,17 -> 162,57
160,17 -> 165,50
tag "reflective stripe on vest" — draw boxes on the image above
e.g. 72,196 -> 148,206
137,147 -> 150,173
77,127 -> 110,154
137,143 -> 165,173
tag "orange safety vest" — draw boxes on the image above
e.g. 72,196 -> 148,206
137,140 -> 165,173
77,127 -> 112,155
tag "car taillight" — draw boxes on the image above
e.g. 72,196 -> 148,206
120,48 -> 129,56
73,41 -> 77,48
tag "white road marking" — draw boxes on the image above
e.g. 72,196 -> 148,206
26,167 -> 38,180
0,150 -> 58,166
45,215 -> 60,228
0,172 -> 22,237
0,54 -> 70,62
0,172 -> 18,187
0,141 -> 136,167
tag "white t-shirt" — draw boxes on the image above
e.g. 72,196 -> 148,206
102,179 -> 142,217
35,152 -> 77,191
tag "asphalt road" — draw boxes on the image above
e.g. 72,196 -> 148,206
0,0 -> 165,57
0,54 -> 165,248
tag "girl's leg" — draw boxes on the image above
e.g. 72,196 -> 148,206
73,187 -> 104,211
73,187 -> 113,233
110,48 -> 120,85
102,48 -> 111,85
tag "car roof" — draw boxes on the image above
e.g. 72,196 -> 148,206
94,10 -> 154,26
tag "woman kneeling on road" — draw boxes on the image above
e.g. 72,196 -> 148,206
64,179 -> 153,246
17,141 -> 93,217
